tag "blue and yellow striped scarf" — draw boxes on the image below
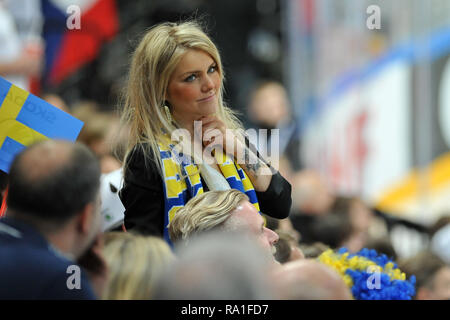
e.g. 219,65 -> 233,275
158,137 -> 260,244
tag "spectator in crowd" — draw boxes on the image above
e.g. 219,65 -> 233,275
309,211 -> 353,250
331,196 -> 375,252
119,21 -> 291,242
153,231 -> 277,299
278,217 -> 301,244
41,92 -> 70,113
246,81 -> 289,132
260,215 -> 301,246
365,237 -> 398,261
263,214 -> 280,231
291,170 -> 335,216
73,101 -> 123,174
273,235 -> 291,264
293,193 -> 379,253
429,215 -> 450,264
0,0 -> 43,91
245,80 -> 302,171
274,230 -> 304,264
299,242 -> 330,259
399,250 -> 450,300
244,80 -> 301,237
73,103 -> 129,232
289,170 -> 335,243
168,189 -> 279,260
0,140 -> 104,299
101,232 -> 174,300
273,259 -> 352,300
428,215 -> 450,238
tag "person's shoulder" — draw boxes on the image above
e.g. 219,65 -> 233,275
37,251 -> 96,299
0,242 -> 95,299
126,143 -> 159,165
38,265 -> 97,300
124,143 -> 161,182
0,224 -> 56,272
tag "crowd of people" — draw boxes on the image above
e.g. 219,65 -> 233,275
0,20 -> 449,300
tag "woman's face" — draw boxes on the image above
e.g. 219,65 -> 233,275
166,49 -> 221,127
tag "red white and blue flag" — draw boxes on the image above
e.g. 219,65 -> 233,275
41,0 -> 118,86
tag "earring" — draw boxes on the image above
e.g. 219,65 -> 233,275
163,105 -> 173,123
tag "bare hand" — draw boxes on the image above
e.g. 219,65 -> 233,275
199,115 -> 242,158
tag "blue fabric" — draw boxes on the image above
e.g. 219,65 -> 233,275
0,77 -> 84,174
16,94 -> 83,140
0,137 -> 25,173
0,218 -> 96,299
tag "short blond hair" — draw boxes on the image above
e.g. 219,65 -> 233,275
168,189 -> 249,243
102,232 -> 174,300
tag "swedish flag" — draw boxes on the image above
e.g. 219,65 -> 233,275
0,77 -> 83,173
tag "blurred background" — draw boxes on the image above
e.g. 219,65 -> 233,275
1,0 -> 450,260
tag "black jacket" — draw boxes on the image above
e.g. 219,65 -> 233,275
119,146 -> 292,237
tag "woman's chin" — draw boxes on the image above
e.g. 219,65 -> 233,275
199,104 -> 218,117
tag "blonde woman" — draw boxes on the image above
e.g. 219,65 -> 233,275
119,21 -> 292,243
102,232 -> 174,300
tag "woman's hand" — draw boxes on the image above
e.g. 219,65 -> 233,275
199,115 -> 248,158
198,115 -> 273,192
199,115 -> 230,154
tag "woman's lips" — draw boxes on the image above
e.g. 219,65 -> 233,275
197,93 -> 215,102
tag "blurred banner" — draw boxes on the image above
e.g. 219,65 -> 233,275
42,0 -> 118,86
286,0 -> 450,224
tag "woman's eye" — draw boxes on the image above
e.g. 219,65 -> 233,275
208,65 -> 217,73
185,74 -> 196,82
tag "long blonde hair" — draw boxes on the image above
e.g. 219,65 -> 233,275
120,21 -> 243,174
102,232 -> 174,300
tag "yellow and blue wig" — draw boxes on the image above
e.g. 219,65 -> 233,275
318,248 -> 416,300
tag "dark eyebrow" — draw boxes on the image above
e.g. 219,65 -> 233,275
179,62 -> 217,77
180,70 -> 200,77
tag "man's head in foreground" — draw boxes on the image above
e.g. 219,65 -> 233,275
273,259 -> 353,300
7,140 -> 102,259
153,230 -> 277,299
168,189 -> 279,258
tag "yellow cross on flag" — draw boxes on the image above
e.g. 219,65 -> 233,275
0,77 -> 83,173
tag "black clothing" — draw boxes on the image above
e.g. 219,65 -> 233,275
120,147 -> 292,237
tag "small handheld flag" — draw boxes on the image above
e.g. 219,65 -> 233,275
0,77 -> 84,173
